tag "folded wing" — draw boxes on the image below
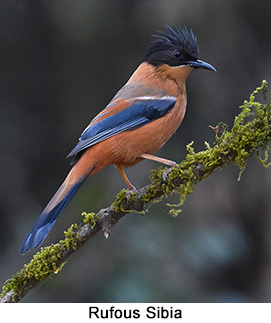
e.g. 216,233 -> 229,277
67,96 -> 176,164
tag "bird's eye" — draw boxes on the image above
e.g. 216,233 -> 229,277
174,51 -> 182,58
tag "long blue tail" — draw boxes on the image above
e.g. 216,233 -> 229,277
20,172 -> 90,254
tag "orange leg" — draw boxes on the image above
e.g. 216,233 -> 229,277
141,153 -> 177,180
141,153 -> 177,167
117,165 -> 136,191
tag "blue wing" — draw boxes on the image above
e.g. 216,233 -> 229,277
67,96 -> 176,162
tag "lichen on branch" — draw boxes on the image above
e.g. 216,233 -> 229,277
1,80 -> 270,303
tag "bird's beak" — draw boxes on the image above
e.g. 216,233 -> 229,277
186,59 -> 216,72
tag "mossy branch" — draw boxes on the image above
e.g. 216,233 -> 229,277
1,80 -> 271,303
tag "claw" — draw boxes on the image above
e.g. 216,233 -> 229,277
125,187 -> 138,199
162,162 -> 177,181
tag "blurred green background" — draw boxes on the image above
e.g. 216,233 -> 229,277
1,0 -> 271,302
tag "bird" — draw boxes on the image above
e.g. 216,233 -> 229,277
20,25 -> 216,254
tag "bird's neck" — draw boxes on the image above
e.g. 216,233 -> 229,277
128,62 -> 192,96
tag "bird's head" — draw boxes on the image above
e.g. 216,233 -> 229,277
145,25 -> 216,72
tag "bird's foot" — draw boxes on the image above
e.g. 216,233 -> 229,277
162,162 -> 177,181
125,186 -> 138,200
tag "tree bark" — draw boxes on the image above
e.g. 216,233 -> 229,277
1,81 -> 270,303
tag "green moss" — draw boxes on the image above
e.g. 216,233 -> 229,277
2,81 -> 271,302
149,166 -> 164,183
0,242 -> 64,300
161,80 -> 271,215
142,185 -> 161,202
257,149 -> 271,168
112,189 -> 129,212
62,223 -> 79,250
0,221 -> 84,300
112,188 -> 138,213
81,211 -> 98,229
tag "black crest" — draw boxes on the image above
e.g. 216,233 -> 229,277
145,25 -> 199,67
